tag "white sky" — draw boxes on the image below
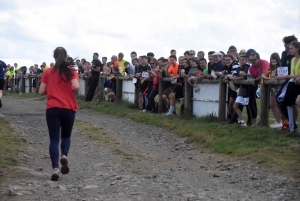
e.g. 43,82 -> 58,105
1,0 -> 300,67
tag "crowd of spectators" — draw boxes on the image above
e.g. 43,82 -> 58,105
1,34 -> 299,133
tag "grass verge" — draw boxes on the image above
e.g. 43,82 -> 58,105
78,100 -> 300,178
0,117 -> 26,184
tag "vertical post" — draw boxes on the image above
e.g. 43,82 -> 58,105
184,78 -> 192,117
260,83 -> 269,127
218,79 -> 227,121
116,76 -> 123,102
29,77 -> 32,93
85,77 -> 89,96
36,76 -> 40,93
158,78 -> 165,113
21,77 -> 25,93
98,75 -> 105,102
134,84 -> 139,109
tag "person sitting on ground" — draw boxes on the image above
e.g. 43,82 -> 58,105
165,55 -> 185,116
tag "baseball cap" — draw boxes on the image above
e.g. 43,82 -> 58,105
212,52 -> 222,56
7,64 -> 11,67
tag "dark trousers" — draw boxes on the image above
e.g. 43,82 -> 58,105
85,75 -> 99,101
248,85 -> 258,119
149,88 -> 158,112
46,108 -> 75,169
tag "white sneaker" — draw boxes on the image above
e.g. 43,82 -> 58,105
60,155 -> 69,175
51,168 -> 60,181
270,122 -> 282,129
238,121 -> 247,126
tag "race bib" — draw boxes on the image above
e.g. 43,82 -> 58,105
132,78 -> 137,83
244,97 -> 249,105
119,67 -> 122,73
277,67 -> 288,76
142,71 -> 149,78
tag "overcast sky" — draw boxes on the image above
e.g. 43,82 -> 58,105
1,0 -> 299,67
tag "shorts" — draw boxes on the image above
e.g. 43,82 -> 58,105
163,85 -> 176,97
140,81 -> 148,93
270,85 -> 280,97
0,79 -> 4,90
174,84 -> 184,99
228,86 -> 237,99
235,96 -> 249,105
104,78 -> 110,88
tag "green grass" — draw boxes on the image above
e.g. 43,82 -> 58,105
3,90 -> 41,99
0,117 -> 26,180
78,100 -> 300,177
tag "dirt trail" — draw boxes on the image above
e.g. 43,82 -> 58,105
0,95 -> 299,201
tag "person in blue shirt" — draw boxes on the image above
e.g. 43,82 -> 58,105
212,52 -> 224,77
0,60 -> 8,108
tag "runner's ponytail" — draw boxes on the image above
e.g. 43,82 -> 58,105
53,47 -> 74,82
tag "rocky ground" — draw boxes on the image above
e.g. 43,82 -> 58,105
0,95 -> 299,201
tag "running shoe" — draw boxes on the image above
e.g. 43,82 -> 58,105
60,155 -> 69,175
270,122 -> 282,129
280,123 -> 289,131
51,168 -> 60,181
238,121 -> 247,126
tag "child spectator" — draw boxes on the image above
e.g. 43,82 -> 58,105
261,53 -> 283,128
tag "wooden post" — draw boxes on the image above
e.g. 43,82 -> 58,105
116,75 -> 123,102
259,83 -> 269,127
29,77 -> 32,93
218,78 -> 227,121
98,75 -> 105,102
21,77 -> 25,93
85,78 -> 88,96
36,76 -> 40,93
158,78 -> 165,113
134,84 -> 139,109
184,78 -> 192,117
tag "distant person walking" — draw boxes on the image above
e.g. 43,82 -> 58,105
0,60 -> 7,108
39,47 -> 79,181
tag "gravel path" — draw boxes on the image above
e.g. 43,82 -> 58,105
0,95 -> 299,201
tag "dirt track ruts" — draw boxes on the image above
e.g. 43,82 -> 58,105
0,95 -> 299,201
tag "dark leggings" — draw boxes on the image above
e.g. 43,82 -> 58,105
46,108 -> 75,169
